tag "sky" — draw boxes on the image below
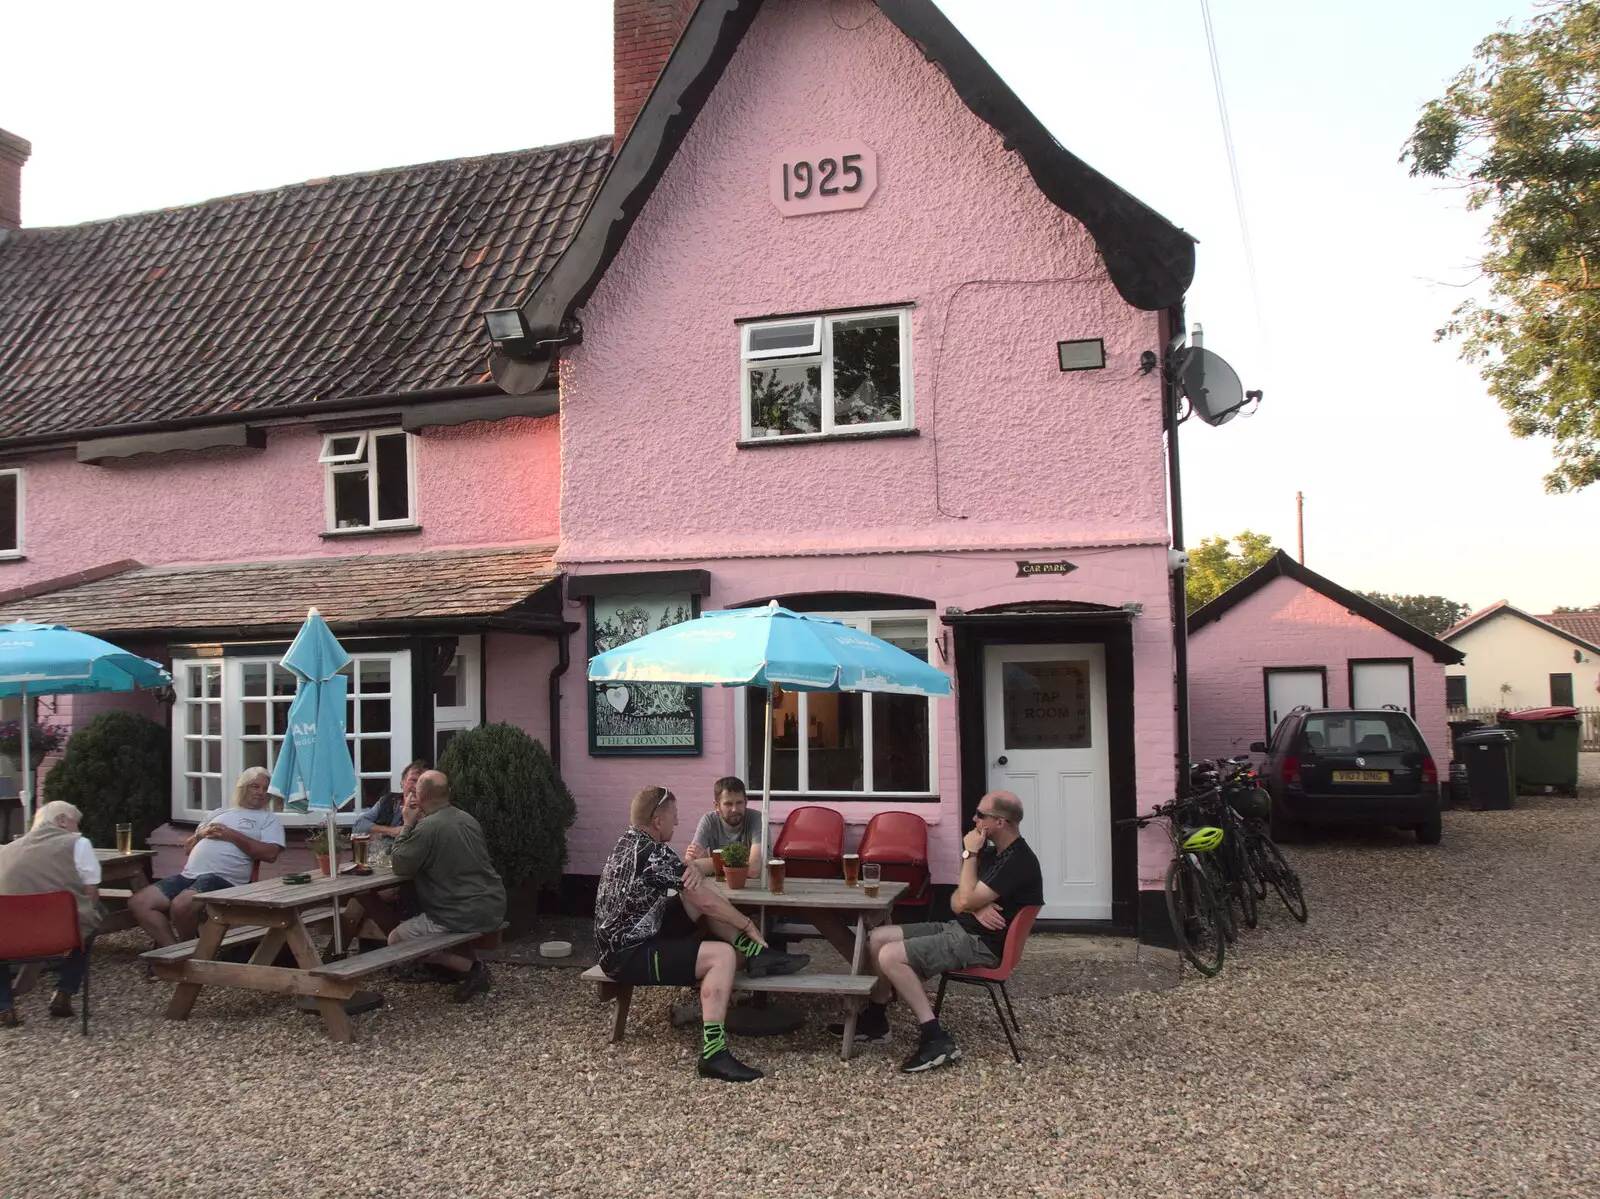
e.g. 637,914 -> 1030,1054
3,0 -> 1589,613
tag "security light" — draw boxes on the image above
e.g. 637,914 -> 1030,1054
482,307 -> 530,346
1057,338 -> 1106,372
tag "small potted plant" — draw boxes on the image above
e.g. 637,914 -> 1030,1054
719,839 -> 751,889
307,826 -> 351,876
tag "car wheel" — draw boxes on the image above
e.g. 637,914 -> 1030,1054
1415,810 -> 1442,845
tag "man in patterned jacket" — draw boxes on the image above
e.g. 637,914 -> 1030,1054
594,785 -> 808,1082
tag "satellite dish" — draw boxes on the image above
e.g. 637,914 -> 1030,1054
1178,346 -> 1246,427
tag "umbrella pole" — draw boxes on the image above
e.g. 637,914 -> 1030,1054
18,683 -> 30,829
760,687 -> 774,900
329,809 -> 344,956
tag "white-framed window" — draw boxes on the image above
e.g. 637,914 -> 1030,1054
0,468 -> 23,557
432,635 -> 482,762
322,429 -> 416,532
172,650 -> 412,824
740,308 -> 912,440
735,611 -> 940,799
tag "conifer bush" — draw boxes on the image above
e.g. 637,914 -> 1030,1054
438,723 -> 576,891
44,709 -> 169,846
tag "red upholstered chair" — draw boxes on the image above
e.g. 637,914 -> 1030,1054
771,806 -> 845,879
0,891 -> 90,1035
856,811 -> 932,913
932,904 -> 1042,1063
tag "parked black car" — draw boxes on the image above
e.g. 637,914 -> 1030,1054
1250,706 -> 1442,844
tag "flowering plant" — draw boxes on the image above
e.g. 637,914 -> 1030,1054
0,720 -> 67,758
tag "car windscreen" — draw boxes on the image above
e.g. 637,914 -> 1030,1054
1297,713 -> 1421,755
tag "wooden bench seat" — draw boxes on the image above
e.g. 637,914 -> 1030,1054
580,965 -> 874,1045
99,888 -> 135,902
139,906 -> 337,963
308,923 -> 507,982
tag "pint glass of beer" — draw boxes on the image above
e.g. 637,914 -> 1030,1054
115,823 -> 133,855
350,834 -> 370,868
862,862 -> 881,898
842,853 -> 860,886
711,849 -> 726,881
767,858 -> 786,894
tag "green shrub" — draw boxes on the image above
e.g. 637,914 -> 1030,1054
44,709 -> 169,847
438,723 -> 576,891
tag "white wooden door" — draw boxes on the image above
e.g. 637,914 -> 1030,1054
1351,660 -> 1412,714
983,644 -> 1110,921
1265,669 -> 1325,737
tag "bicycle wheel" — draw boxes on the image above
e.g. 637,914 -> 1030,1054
1200,853 -> 1238,943
1229,835 -> 1259,930
1256,833 -> 1309,923
1164,857 -> 1225,976
1243,821 -> 1270,900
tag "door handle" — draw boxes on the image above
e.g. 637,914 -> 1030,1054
996,755 -> 1008,766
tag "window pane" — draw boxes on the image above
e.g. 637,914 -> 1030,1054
203,777 -> 222,809
871,619 -> 928,661
748,364 -> 822,436
242,663 -> 268,696
187,740 -> 204,773
360,699 -> 391,733
1002,661 -> 1091,750
832,314 -> 902,426
808,692 -> 864,792
185,703 -> 205,735
747,688 -> 798,791
374,434 -> 410,522
273,666 -> 298,697
360,737 -> 392,773
748,320 -> 819,355
242,741 -> 268,770
357,660 -> 391,694
242,702 -> 268,736
0,473 -> 17,552
873,694 -> 930,792
203,664 -> 221,698
333,467 -> 370,528
271,702 -> 290,736
436,728 -> 459,760
189,777 -> 206,809
205,702 -> 221,735
436,656 -> 461,708
327,434 -> 363,459
206,741 -> 221,773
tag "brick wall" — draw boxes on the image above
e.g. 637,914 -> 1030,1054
614,0 -> 695,150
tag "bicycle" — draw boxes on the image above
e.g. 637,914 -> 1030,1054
1211,757 -> 1309,924
1117,799 -> 1227,976
1184,775 -> 1259,932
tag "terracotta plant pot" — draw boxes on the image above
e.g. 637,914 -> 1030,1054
723,865 -> 749,890
315,853 -> 331,877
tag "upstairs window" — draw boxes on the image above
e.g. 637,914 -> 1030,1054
0,469 -> 20,556
321,430 -> 415,531
741,308 -> 912,440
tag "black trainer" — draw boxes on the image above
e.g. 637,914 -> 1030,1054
900,1031 -> 963,1073
450,960 -> 491,1004
697,1048 -> 764,1082
826,1005 -> 890,1043
743,947 -> 809,978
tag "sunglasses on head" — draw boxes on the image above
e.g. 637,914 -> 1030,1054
651,788 -> 675,814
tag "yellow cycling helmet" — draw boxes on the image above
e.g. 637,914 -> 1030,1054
1181,825 -> 1225,853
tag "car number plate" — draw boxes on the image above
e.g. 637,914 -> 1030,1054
1332,770 -> 1389,783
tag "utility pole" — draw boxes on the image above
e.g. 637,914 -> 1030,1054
1296,491 -> 1305,564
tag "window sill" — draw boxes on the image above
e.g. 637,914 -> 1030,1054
320,524 -> 422,541
0,552 -> 25,563
737,428 -> 920,450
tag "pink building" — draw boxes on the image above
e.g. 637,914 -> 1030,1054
0,0 -> 1209,938
1188,551 -> 1462,762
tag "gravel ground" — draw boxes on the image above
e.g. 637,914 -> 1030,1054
5,772 -> 1599,1199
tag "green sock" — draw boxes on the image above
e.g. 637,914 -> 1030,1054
733,932 -> 764,958
702,1021 -> 728,1059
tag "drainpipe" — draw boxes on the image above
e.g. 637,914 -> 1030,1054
1166,307 -> 1191,796
547,627 -> 572,775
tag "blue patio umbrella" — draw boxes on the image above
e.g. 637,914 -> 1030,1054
588,601 -> 951,876
0,621 -> 172,824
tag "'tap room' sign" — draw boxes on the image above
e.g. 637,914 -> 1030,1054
770,142 -> 878,217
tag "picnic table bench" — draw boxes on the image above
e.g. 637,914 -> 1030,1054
94,848 -> 157,934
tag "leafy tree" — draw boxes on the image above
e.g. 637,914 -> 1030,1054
1405,1 -> 1600,491
1186,531 -> 1277,613
1355,592 -> 1471,636
1552,602 -> 1600,612
44,709 -> 168,847
438,723 -> 575,892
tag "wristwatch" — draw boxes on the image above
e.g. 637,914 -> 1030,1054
961,848 -> 974,861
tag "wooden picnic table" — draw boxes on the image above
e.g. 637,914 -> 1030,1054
147,866 -> 404,1043
95,848 -> 157,934
711,876 -> 907,1057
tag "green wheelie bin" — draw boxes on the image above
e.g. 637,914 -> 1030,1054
1499,706 -> 1580,796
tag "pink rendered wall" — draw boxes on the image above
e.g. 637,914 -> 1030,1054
558,547 -> 1177,888
559,0 -> 1167,567
1188,575 -> 1450,762
0,416 -> 560,590
484,631 -> 555,751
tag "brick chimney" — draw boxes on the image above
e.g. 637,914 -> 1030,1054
614,0 -> 696,151
0,129 -> 30,231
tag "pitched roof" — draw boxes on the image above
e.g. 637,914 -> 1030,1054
1187,550 -> 1465,664
1443,601 -> 1600,657
0,545 -> 564,640
0,138 -> 611,442
492,0 -> 1196,396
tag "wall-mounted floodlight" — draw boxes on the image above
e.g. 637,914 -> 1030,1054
482,307 -> 531,350
1057,338 -> 1106,372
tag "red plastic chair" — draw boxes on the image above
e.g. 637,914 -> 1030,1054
932,904 -> 1042,1063
771,806 -> 845,879
856,811 -> 932,912
0,891 -> 90,1035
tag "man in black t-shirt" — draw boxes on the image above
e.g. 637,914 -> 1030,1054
850,790 -> 1043,1074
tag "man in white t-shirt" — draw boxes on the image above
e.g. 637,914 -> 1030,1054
129,768 -> 285,947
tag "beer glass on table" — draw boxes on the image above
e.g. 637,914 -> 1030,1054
115,823 -> 133,854
711,848 -> 726,881
767,858 -> 787,894
862,862 -> 881,898
842,853 -> 860,886
350,834 -> 370,868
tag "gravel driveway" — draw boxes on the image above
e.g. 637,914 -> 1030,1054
5,773 -> 1599,1198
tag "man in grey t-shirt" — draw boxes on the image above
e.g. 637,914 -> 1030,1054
684,777 -> 763,876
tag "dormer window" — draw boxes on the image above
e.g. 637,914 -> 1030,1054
740,308 -> 912,440
320,429 -> 415,532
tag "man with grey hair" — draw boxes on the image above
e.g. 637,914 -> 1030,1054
129,766 -> 285,947
837,789 -> 1043,1073
0,800 -> 104,1027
